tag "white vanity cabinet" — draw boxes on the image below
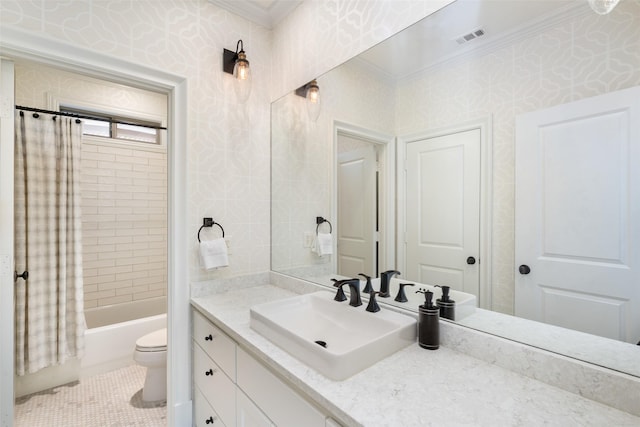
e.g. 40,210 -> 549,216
192,308 -> 343,427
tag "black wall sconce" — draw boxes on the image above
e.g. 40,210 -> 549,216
295,79 -> 321,121
223,39 -> 251,102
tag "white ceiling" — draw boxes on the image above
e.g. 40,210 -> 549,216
355,0 -> 584,81
209,0 -> 303,29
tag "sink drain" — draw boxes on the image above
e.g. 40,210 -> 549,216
314,340 -> 327,348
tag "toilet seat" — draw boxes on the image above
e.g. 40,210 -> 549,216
135,328 -> 167,352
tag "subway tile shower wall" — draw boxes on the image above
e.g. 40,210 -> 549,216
81,142 -> 168,309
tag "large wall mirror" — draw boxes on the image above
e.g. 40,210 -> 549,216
271,0 -> 640,377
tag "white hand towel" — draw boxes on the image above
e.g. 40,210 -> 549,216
199,238 -> 229,270
314,232 -> 333,256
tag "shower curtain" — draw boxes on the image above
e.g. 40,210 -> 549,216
14,110 -> 85,376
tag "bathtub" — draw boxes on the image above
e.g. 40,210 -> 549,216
82,296 -> 167,376
15,297 -> 167,397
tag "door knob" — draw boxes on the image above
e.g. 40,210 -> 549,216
466,257 -> 476,265
518,265 -> 531,275
14,270 -> 29,281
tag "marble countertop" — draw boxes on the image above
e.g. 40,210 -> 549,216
191,284 -> 640,427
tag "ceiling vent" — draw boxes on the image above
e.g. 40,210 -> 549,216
454,28 -> 486,45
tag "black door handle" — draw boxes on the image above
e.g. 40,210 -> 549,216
519,265 -> 531,275
14,271 -> 29,281
466,257 -> 476,265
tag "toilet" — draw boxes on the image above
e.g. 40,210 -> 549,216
133,328 -> 167,402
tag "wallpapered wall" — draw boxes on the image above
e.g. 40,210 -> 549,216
1,0 -> 448,284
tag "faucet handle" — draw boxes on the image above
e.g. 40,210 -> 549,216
332,279 -> 348,302
358,273 -> 374,294
395,283 -> 415,303
366,291 -> 381,313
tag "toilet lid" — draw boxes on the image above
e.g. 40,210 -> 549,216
136,328 -> 167,352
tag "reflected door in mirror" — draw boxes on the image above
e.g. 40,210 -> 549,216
405,128 -> 481,296
515,86 -> 640,344
337,140 -> 377,278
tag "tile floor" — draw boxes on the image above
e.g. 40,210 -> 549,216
14,365 -> 167,426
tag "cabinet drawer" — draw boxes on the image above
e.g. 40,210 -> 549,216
193,310 -> 236,380
194,386 -> 226,427
194,344 -> 236,427
237,347 -> 326,427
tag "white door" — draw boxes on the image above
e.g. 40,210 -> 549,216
337,143 -> 376,277
405,128 -> 480,295
515,86 -> 640,344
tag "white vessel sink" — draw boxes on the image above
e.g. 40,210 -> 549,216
250,291 -> 416,381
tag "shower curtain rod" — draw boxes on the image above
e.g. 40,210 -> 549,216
15,105 -> 167,131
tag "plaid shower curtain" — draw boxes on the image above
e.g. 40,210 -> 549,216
14,110 -> 85,375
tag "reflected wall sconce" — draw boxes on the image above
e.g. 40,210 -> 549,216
588,0 -> 620,14
295,79 -> 321,121
223,39 -> 251,102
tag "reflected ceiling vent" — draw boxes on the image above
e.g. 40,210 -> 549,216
454,28 -> 486,45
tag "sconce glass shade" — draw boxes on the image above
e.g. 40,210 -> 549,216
233,50 -> 251,102
306,80 -> 320,121
588,0 -> 620,14
234,51 -> 250,80
223,40 -> 251,103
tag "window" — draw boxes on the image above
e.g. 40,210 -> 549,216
60,107 -> 162,144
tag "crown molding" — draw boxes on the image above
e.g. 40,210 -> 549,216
208,0 -> 302,29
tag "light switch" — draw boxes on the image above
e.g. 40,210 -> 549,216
303,232 -> 313,248
224,236 -> 232,255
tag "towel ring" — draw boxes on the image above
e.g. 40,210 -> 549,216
315,216 -> 332,235
198,217 -> 225,242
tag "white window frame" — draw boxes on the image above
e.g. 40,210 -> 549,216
48,94 -> 167,151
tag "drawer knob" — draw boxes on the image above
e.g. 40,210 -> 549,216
204,334 -> 214,341
205,368 -> 217,376
205,416 -> 216,424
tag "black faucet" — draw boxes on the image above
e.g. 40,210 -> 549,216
379,270 -> 400,298
342,278 -> 362,307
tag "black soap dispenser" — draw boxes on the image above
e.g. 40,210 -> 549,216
435,285 -> 456,321
416,289 -> 440,350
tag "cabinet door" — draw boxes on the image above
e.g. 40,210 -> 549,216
193,344 -> 236,427
236,347 -> 325,427
237,388 -> 274,427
